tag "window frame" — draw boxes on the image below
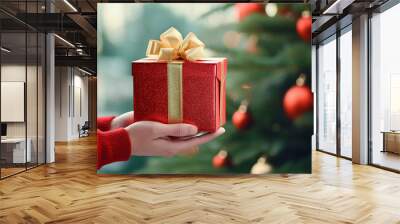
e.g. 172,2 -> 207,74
314,17 -> 353,160
367,0 -> 400,173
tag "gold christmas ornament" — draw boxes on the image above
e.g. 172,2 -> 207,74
265,3 -> 278,17
302,10 -> 311,17
239,100 -> 249,112
251,156 -> 272,174
296,73 -> 306,86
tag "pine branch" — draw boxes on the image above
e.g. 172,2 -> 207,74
238,14 -> 296,34
210,43 -> 309,73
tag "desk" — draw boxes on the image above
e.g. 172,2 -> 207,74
1,138 -> 31,163
381,131 -> 400,154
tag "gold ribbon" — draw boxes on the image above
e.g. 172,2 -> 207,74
146,27 -> 205,61
167,61 -> 183,123
146,27 -> 205,122
220,63 -> 226,125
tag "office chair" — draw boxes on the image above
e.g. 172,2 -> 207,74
79,121 -> 90,138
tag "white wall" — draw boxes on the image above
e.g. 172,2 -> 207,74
73,73 -> 89,137
55,67 -> 89,141
55,67 -> 69,141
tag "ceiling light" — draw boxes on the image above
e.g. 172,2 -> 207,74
78,67 -> 93,76
1,47 -> 11,53
63,0 -> 78,12
76,48 -> 85,55
54,34 -> 75,48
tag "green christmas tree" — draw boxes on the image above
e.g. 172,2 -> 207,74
99,3 -> 312,174
205,3 -> 313,174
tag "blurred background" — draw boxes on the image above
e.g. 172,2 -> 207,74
97,3 -> 312,174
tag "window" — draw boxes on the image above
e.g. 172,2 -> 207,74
370,3 -> 400,171
339,27 -> 352,158
317,35 -> 337,154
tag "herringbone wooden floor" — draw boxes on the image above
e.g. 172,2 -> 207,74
1,136 -> 400,224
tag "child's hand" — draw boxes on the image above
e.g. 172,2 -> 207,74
110,111 -> 134,130
124,121 -> 225,157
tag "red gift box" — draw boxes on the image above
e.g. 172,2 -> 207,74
132,58 -> 227,132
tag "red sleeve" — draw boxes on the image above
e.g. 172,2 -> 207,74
97,116 -> 115,132
97,128 -> 132,169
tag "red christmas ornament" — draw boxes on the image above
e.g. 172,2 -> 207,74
232,101 -> 251,129
296,11 -> 312,42
246,35 -> 258,54
212,150 -> 231,168
283,75 -> 313,120
235,3 -> 264,21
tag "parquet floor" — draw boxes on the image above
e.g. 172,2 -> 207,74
1,135 -> 400,224
1,167 -> 26,177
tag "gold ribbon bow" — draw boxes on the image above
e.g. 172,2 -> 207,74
146,27 -> 205,61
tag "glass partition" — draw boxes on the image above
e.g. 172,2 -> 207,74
1,30 -> 28,177
317,35 -> 337,154
0,2 -> 46,179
